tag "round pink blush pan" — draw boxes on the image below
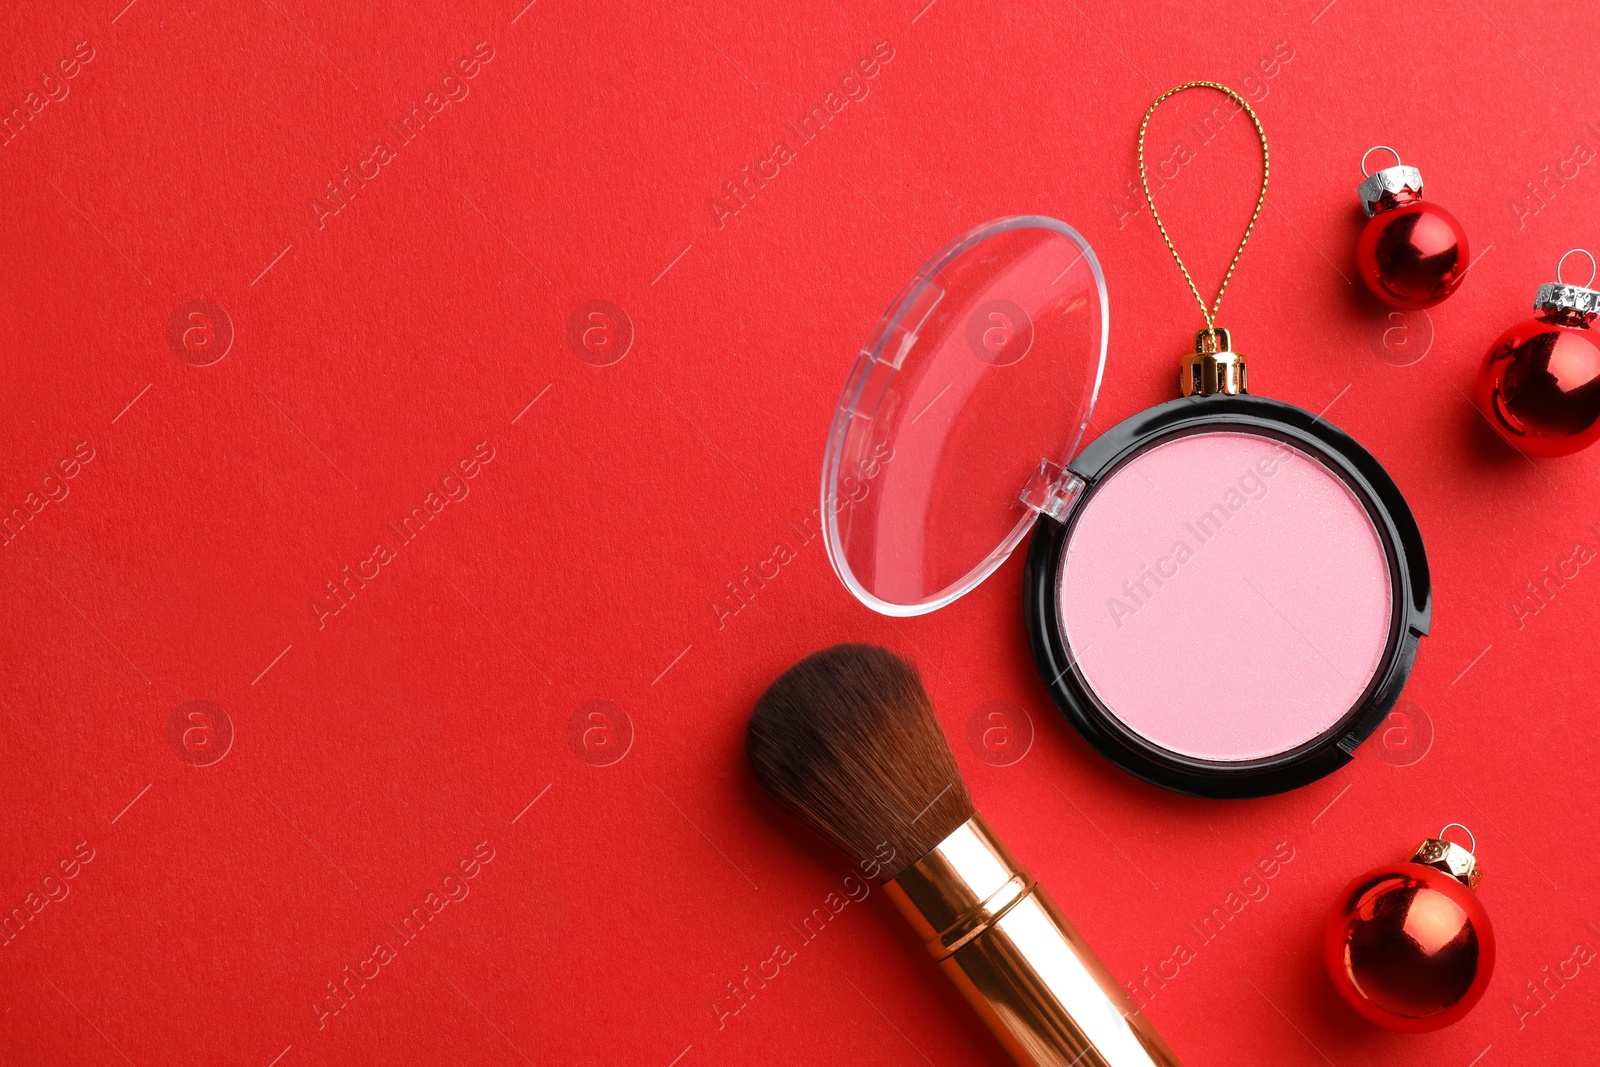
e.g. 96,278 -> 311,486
1057,430 -> 1393,762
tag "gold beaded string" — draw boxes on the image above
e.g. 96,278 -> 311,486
1137,81 -> 1270,332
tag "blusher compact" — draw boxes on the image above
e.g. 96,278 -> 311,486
1023,390 -> 1428,797
822,90 -> 1429,799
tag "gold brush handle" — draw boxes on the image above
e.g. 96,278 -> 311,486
883,815 -> 1182,1067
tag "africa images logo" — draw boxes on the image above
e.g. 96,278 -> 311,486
309,442 -> 495,629
566,300 -> 633,367
707,41 -> 895,229
1104,442 -> 1299,628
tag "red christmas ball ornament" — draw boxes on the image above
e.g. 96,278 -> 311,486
1355,147 -> 1469,309
1477,249 -> 1600,456
1324,826 -> 1495,1032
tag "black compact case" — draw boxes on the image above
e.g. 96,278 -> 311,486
1022,392 -> 1430,799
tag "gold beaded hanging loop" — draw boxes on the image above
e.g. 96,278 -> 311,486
1137,81 -> 1270,333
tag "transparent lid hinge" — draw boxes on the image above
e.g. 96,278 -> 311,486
1021,460 -> 1083,521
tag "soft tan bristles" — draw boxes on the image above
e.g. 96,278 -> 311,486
746,644 -> 974,881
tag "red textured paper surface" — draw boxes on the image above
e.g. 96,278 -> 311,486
3,2 -> 1598,1065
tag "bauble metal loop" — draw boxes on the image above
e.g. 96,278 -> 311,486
1557,248 -> 1597,290
1360,145 -> 1401,177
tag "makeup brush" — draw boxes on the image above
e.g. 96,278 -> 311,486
748,644 -> 1183,1067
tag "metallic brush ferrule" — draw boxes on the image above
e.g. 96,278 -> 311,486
883,815 -> 1183,1067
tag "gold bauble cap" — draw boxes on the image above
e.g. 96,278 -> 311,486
1410,827 -> 1482,890
1181,327 -> 1247,397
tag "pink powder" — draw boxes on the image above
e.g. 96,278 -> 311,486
1057,430 -> 1393,762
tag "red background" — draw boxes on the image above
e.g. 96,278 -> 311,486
3,1 -> 1598,1064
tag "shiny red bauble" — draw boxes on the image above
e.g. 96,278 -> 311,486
1354,150 -> 1468,309
1324,841 -> 1494,1032
1357,200 -> 1469,309
1477,272 -> 1600,456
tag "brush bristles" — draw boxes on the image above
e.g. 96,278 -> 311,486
746,644 -> 974,881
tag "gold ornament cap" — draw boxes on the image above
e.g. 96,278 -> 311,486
1181,327 -> 1248,397
1410,825 -> 1481,890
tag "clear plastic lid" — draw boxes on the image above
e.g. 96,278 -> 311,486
823,216 -> 1108,616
